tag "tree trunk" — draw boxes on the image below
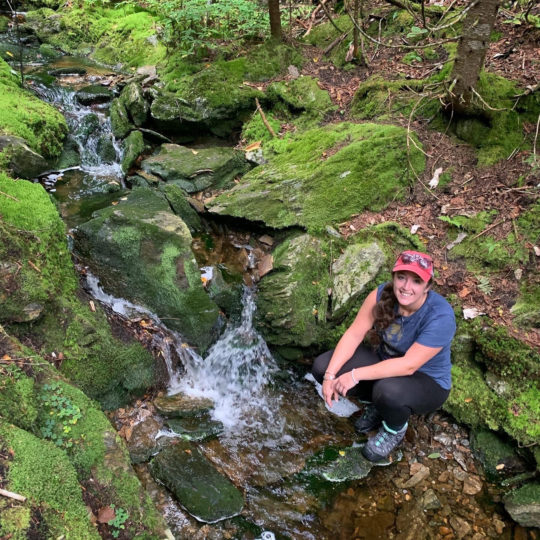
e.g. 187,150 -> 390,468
446,0 -> 501,114
268,0 -> 282,41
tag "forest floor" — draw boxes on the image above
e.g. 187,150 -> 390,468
276,12 -> 539,350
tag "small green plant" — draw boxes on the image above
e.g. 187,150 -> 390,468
477,275 -> 493,295
39,382 -> 82,448
108,505 -> 129,538
438,215 -> 465,228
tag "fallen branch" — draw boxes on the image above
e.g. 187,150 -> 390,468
470,218 -> 506,241
28,260 -> 41,273
320,0 -> 343,34
0,190 -> 19,202
0,487 -> 26,502
255,98 -> 277,138
302,3 -> 322,37
324,30 -> 351,56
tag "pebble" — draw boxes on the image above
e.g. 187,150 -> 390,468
450,515 -> 472,539
463,475 -> 483,495
403,465 -> 430,488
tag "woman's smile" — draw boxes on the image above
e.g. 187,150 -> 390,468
393,271 -> 430,314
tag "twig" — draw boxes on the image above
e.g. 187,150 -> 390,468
0,487 -> 26,502
0,190 -> 19,202
323,29 -> 351,56
470,87 -> 506,112
512,219 -> 521,243
320,0 -> 343,34
470,218 -> 506,241
533,111 -> 540,165
255,98 -> 277,138
302,3 -> 322,37
28,260 -> 41,273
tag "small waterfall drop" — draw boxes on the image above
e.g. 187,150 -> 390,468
85,273 -> 279,434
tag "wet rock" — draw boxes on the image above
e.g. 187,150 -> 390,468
141,143 -> 250,193
74,188 -> 221,350
470,430 -> 526,481
166,415 -> 223,442
403,464 -> 430,488
330,242 -> 385,319
463,474 -> 483,495
150,441 -> 244,523
433,432 -> 453,446
119,82 -> 148,127
154,392 -> 214,418
121,130 -> 144,173
503,482 -> 540,528
76,84 -> 113,105
17,302 -> 44,322
449,515 -> 472,539
418,488 -> 441,511
49,67 -> 87,76
161,184 -> 203,233
55,135 -> 81,169
110,98 -> 132,139
76,113 -> 100,143
395,501 -> 431,540
0,135 -> 48,179
96,135 -> 116,164
128,417 -> 161,464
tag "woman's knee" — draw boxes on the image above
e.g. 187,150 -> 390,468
372,379 -> 409,409
311,350 -> 334,383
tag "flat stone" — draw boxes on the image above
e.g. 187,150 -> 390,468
150,441 -> 244,523
75,84 -> 113,105
463,475 -> 483,495
166,416 -> 223,442
154,392 -> 214,418
450,515 -> 472,539
403,464 -> 430,488
418,488 -> 441,511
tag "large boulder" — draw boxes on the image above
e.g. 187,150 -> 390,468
207,122 -> 425,232
0,135 -> 49,179
74,187 -> 221,350
119,81 -> 148,127
150,441 -> 244,523
504,483 -> 540,528
141,143 -> 249,193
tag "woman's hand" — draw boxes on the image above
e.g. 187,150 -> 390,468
322,379 -> 339,408
334,371 -> 357,397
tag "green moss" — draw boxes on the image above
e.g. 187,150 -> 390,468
241,111 -> 282,144
0,421 -> 99,539
0,59 -> 67,159
0,505 -> 31,540
303,15 -> 353,68
512,281 -> 540,329
0,368 -> 38,432
0,174 -> 77,322
210,122 -> 425,232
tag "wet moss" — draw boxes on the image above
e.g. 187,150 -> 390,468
0,58 -> 67,160
0,421 -> 99,539
0,367 -> 38,433
241,110 -> 282,144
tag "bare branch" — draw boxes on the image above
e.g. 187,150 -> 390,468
255,98 -> 277,138
0,488 -> 27,503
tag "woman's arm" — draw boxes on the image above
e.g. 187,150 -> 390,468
333,342 -> 442,396
322,288 -> 377,406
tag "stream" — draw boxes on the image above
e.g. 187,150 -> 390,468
4,26 -> 529,540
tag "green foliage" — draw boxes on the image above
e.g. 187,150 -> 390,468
241,112 -> 281,144
39,382 -> 83,449
142,0 -> 269,54
108,504 -> 129,538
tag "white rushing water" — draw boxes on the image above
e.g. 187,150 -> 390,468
85,273 -> 279,434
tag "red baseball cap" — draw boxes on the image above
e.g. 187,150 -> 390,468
392,250 -> 434,282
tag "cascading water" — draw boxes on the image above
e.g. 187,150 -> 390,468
85,272 -> 280,435
169,286 -> 279,431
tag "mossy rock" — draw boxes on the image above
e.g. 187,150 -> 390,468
266,76 -> 336,127
118,82 -> 148,127
0,58 -> 67,160
0,134 -> 49,179
110,97 -> 133,139
161,183 -> 203,233
0,174 -> 77,324
75,84 -> 113,105
256,228 -> 402,349
207,122 -> 425,233
141,143 -> 250,193
504,483 -> 540,528
303,15 -> 354,67
74,187 -> 221,351
121,129 -> 145,173
150,440 -> 244,523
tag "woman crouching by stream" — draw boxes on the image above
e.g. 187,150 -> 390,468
312,251 -> 456,461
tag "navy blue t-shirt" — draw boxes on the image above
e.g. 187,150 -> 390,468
376,283 -> 456,390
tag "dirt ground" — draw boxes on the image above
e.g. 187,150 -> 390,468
288,5 -> 540,350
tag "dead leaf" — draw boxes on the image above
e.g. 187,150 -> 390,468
464,398 -> 473,403
458,287 -> 471,298
1,354 -> 11,361
191,149 -> 198,155
463,307 -> 485,319
244,141 -> 262,152
429,167 -> 443,188
89,300 -> 96,312
410,224 -> 420,234
495,463 -> 505,470
111,201 -> 119,206
97,506 -> 115,523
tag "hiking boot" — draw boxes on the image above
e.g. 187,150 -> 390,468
353,404 -> 382,434
361,421 -> 408,462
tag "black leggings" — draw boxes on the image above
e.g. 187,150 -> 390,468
312,345 -> 450,430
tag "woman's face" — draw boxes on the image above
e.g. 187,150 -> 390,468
392,270 -> 430,313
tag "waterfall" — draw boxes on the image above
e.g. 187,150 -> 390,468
85,273 -> 278,433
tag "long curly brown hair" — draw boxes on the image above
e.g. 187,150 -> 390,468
366,278 -> 432,347
365,282 -> 396,347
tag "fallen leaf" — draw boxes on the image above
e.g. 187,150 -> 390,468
495,463 -> 505,470
185,449 -> 192,454
244,141 -> 262,152
463,307 -> 485,319
191,149 -> 198,155
428,452 -> 441,459
111,201 -> 119,206
458,287 -> 471,298
429,167 -> 443,188
534,246 -> 540,256
410,224 -> 420,234
97,506 -> 115,523
2,354 -> 11,361
464,398 -> 473,403
339,450 -> 346,456
446,232 -> 468,251
89,300 -> 96,312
